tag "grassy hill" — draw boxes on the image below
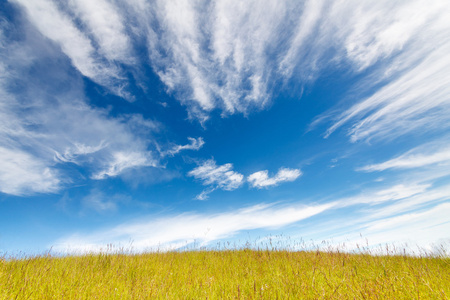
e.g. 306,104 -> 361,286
1,249 -> 449,299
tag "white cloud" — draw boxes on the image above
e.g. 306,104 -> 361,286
194,188 -> 216,201
12,0 -> 132,99
54,141 -> 108,163
92,151 -> 156,180
340,1 -> 436,70
326,43 -> 450,141
278,0 -> 325,78
188,159 -> 244,199
335,183 -> 431,207
163,137 -> 205,157
140,0 -> 291,118
53,201 -> 333,253
323,0 -> 450,141
68,0 -> 132,62
44,101 -> 158,180
321,202 -> 450,255
366,203 -> 450,232
189,164 -> 302,196
360,144 -> 450,172
283,181 -> 450,255
53,179 -> 450,255
0,146 -> 60,195
12,0 -> 94,75
0,22 -> 158,195
52,168 -> 450,254
336,141 -> 450,222
12,0 -> 449,127
188,159 -> 244,190
136,0 -> 450,128
248,168 -> 302,188
356,184 -> 450,222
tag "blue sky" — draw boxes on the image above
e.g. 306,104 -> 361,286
1,0 -> 450,256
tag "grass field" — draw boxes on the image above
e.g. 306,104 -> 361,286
1,248 -> 449,299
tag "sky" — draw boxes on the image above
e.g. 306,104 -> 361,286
1,0 -> 450,256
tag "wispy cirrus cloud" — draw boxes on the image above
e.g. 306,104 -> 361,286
163,137 -> 205,157
143,0 -> 450,125
273,180 -> 450,254
301,202 -> 450,255
68,0 -> 133,63
134,0 -> 317,119
53,201 -> 333,253
304,151 -> 450,254
92,151 -> 157,180
11,0 -> 449,126
322,1 -> 450,142
248,168 -> 302,189
0,146 -> 60,195
0,88 -> 158,195
53,177 -> 450,254
325,43 -> 450,142
334,183 -> 431,207
11,0 -> 133,99
365,202 -> 450,233
0,19 -> 158,195
359,143 -> 450,172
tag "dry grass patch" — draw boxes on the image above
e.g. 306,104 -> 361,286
1,249 -> 449,299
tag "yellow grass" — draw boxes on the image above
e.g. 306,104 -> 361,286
1,248 -> 449,299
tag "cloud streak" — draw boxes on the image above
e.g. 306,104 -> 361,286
11,0 -> 449,128
315,202 -> 450,255
92,151 -> 157,180
323,0 -> 450,142
0,146 -> 60,195
53,178 -> 450,254
12,0 -> 132,99
163,137 -> 205,157
134,0 -> 450,143
142,0 -> 289,118
360,143 -> 450,172
0,19 -> 158,195
68,0 -> 132,63
248,168 -> 302,188
3,0 -> 449,256
53,201 -> 333,253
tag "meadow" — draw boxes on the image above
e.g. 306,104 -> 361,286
1,246 -> 449,299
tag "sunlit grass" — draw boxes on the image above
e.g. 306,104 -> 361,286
1,245 -> 449,299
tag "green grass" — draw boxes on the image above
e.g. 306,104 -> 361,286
1,249 -> 449,299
